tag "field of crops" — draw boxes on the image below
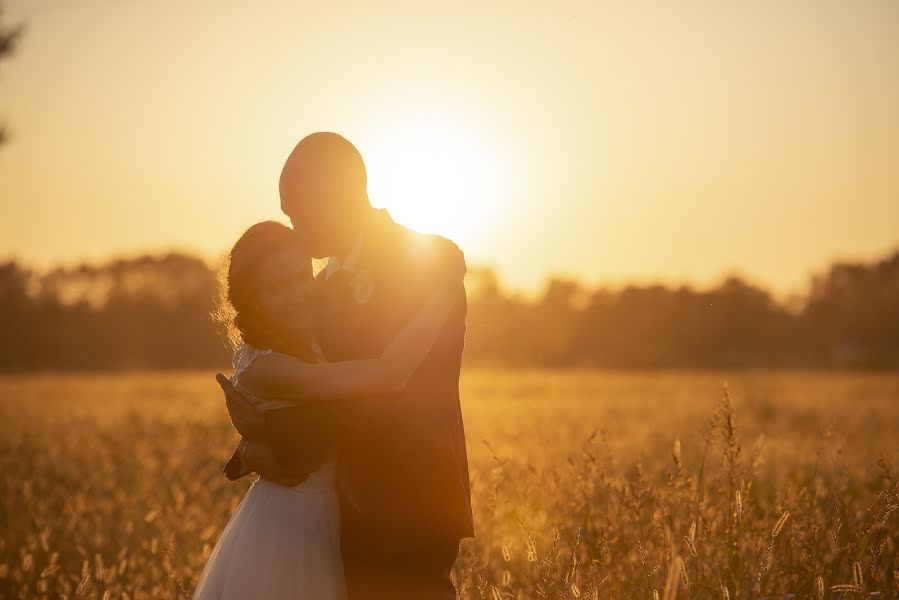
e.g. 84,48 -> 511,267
1,369 -> 897,599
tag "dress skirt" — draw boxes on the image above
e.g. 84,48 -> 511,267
192,462 -> 346,600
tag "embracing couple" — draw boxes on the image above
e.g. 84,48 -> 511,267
192,132 -> 474,599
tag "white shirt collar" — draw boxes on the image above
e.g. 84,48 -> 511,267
324,238 -> 363,280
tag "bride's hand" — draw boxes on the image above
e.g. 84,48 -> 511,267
241,442 -> 308,487
217,373 -> 266,439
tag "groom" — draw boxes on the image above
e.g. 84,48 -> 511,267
219,132 -> 474,599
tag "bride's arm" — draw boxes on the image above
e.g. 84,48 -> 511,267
238,283 -> 458,402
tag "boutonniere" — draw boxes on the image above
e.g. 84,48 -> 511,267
349,270 -> 374,304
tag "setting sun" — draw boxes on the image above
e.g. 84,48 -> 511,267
362,115 -> 504,246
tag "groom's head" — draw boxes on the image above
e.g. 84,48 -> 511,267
279,132 -> 371,258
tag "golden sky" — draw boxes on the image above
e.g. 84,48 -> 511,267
1,0 -> 898,296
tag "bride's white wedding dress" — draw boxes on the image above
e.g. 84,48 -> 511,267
192,344 -> 346,600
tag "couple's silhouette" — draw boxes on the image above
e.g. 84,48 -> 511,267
192,132 -> 473,600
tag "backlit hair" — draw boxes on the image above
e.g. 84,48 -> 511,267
213,221 -> 306,351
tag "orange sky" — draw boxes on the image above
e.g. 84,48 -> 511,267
1,0 -> 898,297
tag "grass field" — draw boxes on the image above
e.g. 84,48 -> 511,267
1,369 -> 897,599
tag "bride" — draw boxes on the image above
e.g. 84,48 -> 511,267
192,221 -> 458,600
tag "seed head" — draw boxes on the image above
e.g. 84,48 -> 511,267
771,511 -> 790,538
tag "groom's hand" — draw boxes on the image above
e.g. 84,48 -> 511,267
216,373 -> 266,440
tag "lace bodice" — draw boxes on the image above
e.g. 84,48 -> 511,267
232,344 -> 273,382
230,344 -> 293,412
232,343 -> 268,380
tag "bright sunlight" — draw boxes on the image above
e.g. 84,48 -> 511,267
363,115 -> 504,245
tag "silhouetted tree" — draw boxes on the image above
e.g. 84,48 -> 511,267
0,254 -> 230,371
0,4 -> 24,145
802,252 -> 899,367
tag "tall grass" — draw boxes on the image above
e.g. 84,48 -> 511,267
453,388 -> 897,598
0,371 -> 896,599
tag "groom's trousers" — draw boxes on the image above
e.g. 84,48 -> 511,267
342,544 -> 458,600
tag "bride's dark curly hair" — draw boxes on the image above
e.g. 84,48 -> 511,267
213,221 -> 312,355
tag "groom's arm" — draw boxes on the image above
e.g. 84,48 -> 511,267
217,374 -> 317,486
251,232 -> 466,463
390,234 -> 466,349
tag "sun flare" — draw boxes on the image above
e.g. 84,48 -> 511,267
363,116 -> 503,246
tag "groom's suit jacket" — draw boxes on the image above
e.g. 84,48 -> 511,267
265,209 -> 474,565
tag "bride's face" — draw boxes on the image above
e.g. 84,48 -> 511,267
254,247 -> 315,336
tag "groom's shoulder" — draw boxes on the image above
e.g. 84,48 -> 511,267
391,223 -> 465,273
370,209 -> 462,264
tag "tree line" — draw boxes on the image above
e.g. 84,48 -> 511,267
1,248 -> 897,371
